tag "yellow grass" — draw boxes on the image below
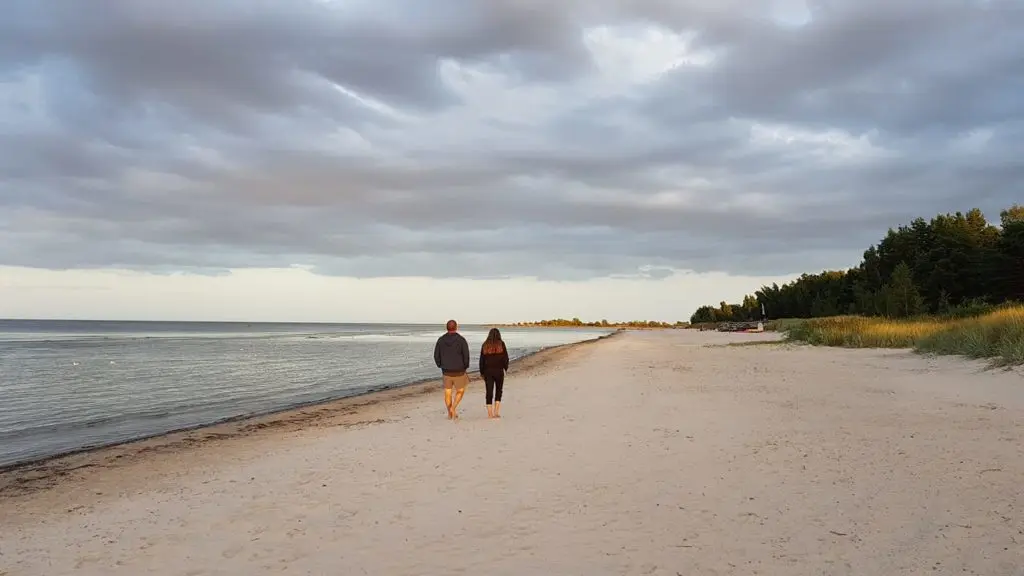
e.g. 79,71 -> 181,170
783,306 -> 1024,366
915,306 -> 1024,366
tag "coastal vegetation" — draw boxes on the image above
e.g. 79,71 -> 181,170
691,204 -> 1024,365
782,306 -> 1024,366
505,318 -> 687,329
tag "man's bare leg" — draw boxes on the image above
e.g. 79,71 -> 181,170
444,386 -> 454,419
451,387 -> 466,419
493,400 -> 501,419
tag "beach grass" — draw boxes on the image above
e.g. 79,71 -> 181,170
915,306 -> 1024,366
780,305 -> 1024,366
763,318 -> 807,332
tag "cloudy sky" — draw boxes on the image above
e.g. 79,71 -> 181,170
1,0 -> 1021,323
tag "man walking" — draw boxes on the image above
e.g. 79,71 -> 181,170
434,319 -> 470,420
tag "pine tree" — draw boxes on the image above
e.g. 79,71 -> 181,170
883,261 -> 925,318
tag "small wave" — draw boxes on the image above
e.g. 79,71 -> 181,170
0,396 -> 262,441
311,331 -> 437,343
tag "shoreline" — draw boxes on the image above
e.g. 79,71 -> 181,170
0,328 -> 613,472
0,329 -> 621,497
493,325 -> 682,330
4,329 -> 1023,574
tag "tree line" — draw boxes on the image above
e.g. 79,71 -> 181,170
508,318 -> 688,328
691,205 -> 1024,323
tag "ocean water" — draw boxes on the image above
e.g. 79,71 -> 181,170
0,320 -> 612,468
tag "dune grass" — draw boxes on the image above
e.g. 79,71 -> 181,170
784,316 -> 945,348
915,307 -> 1024,366
763,318 -> 808,332
781,305 -> 1024,366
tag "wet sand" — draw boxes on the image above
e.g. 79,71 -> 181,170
2,330 -> 1022,575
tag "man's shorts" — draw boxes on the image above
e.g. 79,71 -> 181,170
443,372 -> 470,391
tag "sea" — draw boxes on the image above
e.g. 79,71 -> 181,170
0,320 -> 612,469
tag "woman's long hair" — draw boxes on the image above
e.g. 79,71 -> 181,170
481,327 -> 506,355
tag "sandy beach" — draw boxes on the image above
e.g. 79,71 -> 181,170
2,330 -> 1022,575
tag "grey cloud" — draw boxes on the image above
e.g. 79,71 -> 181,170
652,0 -> 1024,135
3,0 -> 596,118
1,0 -> 1022,280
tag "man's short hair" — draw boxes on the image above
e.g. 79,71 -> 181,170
446,319 -> 458,332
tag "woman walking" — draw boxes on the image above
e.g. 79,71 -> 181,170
478,328 -> 510,418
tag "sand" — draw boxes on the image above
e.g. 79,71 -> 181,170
2,330 -> 1022,575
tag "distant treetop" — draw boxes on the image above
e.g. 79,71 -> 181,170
690,204 -> 1024,323
506,318 -> 687,328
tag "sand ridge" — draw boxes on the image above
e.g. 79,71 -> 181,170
2,330 -> 1023,575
